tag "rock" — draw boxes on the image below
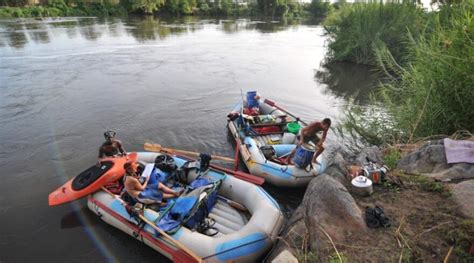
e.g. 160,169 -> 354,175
397,140 -> 474,181
397,140 -> 448,173
302,174 -> 367,259
452,180 -> 474,219
323,150 -> 350,187
271,249 -> 298,263
356,146 -> 383,166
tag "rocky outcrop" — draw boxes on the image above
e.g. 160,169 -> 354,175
267,173 -> 367,261
302,174 -> 367,256
397,140 -> 474,181
452,180 -> 474,219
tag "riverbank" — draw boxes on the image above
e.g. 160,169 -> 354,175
269,141 -> 474,262
0,0 -> 332,19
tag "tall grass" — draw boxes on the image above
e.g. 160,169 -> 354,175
324,1 -> 425,66
332,1 -> 474,146
379,0 -> 474,140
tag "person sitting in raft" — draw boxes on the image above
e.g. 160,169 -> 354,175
286,118 -> 331,165
123,162 -> 181,205
98,131 -> 126,159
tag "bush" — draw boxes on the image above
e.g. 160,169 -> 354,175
324,1 -> 425,65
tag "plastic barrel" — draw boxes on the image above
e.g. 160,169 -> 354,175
247,91 -> 259,108
292,145 -> 315,168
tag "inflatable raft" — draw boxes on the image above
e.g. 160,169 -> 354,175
227,94 -> 326,187
88,151 -> 284,262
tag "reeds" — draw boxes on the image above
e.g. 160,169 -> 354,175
332,1 -> 474,146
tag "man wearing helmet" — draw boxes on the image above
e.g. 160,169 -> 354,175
98,131 -> 126,159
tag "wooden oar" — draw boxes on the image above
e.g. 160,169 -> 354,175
144,143 -> 234,163
264,98 -> 308,125
144,143 -> 264,185
100,187 -> 203,263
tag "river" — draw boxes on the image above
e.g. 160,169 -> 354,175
0,16 -> 376,262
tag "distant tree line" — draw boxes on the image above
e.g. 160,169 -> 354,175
0,0 -> 334,18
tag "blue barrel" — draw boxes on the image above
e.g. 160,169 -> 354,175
247,91 -> 259,108
292,145 -> 315,169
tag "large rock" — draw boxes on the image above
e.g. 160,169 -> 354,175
302,174 -> 367,259
397,140 -> 474,181
452,180 -> 474,219
355,146 -> 384,166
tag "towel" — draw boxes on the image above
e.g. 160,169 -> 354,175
444,138 -> 474,164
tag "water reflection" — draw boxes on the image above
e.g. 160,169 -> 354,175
0,17 -> 309,49
316,62 -> 378,104
25,23 -> 50,44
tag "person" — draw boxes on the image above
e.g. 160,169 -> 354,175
286,118 -> 331,166
98,131 -> 126,159
123,161 -> 181,205
243,92 -> 260,116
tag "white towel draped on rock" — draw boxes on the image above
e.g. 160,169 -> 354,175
444,138 -> 474,164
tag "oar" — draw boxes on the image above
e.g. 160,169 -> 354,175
100,187 -> 203,263
144,143 -> 264,185
144,143 -> 234,162
263,98 -> 308,126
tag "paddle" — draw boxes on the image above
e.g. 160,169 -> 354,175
263,98 -> 308,126
143,143 -> 265,185
144,143 -> 234,163
100,187 -> 202,263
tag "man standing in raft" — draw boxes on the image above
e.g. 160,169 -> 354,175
286,118 -> 331,166
98,131 -> 126,159
123,162 -> 181,205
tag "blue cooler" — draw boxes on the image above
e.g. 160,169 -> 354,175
246,91 -> 259,108
292,144 -> 315,169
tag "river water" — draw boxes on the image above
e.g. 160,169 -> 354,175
0,17 -> 376,262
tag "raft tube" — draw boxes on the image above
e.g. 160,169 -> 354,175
88,152 -> 284,262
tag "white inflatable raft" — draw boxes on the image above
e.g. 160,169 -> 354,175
88,152 -> 284,262
227,95 -> 326,187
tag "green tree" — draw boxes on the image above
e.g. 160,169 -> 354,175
132,0 -> 165,14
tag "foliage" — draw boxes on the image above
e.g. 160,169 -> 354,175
307,0 -> 332,18
323,1 -> 426,65
0,0 -> 126,18
383,148 -> 401,170
335,0 -> 474,145
124,0 -> 165,14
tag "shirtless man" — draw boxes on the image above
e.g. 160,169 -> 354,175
98,131 -> 126,159
287,118 -> 331,165
123,162 -> 181,204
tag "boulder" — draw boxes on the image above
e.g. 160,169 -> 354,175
397,140 -> 474,181
302,174 -> 367,259
452,180 -> 474,219
270,249 -> 298,263
355,146 -> 383,166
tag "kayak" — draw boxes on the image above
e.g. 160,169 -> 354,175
48,153 -> 137,206
88,151 -> 284,262
227,94 -> 326,187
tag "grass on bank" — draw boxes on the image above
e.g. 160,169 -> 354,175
329,0 -> 474,147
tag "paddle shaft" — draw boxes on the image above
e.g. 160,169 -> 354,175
100,187 -> 203,263
264,99 -> 308,126
144,143 -> 264,185
144,143 -> 234,163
